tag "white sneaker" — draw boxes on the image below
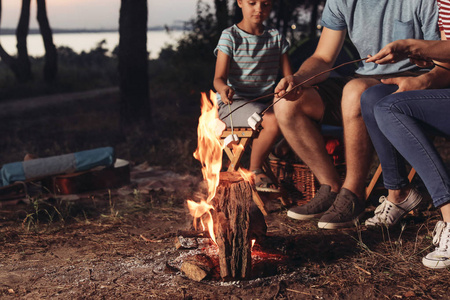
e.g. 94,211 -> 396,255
422,221 -> 450,269
365,188 -> 423,227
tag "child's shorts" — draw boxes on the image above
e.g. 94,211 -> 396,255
217,96 -> 272,127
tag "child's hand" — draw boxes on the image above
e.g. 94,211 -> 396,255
220,86 -> 235,104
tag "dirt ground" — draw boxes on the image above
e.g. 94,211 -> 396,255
1,90 -> 449,299
1,166 -> 450,300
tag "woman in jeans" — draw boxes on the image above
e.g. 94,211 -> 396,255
360,5 -> 450,268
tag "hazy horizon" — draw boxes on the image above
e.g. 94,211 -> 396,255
1,0 -> 215,30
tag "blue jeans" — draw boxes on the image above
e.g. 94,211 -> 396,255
361,84 -> 450,208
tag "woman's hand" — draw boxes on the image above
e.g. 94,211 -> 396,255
366,40 -> 413,65
381,75 -> 430,93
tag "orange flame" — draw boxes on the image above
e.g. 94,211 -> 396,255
186,199 -> 216,244
238,168 -> 255,185
188,91 -> 226,245
193,91 -> 224,203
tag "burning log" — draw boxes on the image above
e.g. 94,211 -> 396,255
174,230 -> 210,249
180,254 -> 215,282
184,92 -> 268,281
211,171 -> 267,280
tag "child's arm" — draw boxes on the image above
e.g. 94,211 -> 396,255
280,52 -> 293,77
214,50 -> 234,104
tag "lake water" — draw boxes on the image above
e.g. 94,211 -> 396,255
0,31 -> 185,59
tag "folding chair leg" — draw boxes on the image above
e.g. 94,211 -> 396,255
365,164 -> 382,200
262,160 -> 291,206
252,189 -> 268,216
225,136 -> 251,171
408,168 -> 416,182
365,164 -> 416,200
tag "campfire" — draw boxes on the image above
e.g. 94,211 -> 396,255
180,91 -> 270,281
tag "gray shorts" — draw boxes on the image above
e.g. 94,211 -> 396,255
217,96 -> 273,127
216,81 -> 350,128
217,70 -> 424,128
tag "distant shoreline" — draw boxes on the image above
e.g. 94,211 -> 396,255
0,25 -> 191,35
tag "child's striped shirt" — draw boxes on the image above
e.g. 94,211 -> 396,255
214,24 -> 289,101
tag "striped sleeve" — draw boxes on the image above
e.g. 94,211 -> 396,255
214,29 -> 234,57
438,0 -> 450,38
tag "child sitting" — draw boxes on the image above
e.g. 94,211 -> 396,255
213,0 -> 292,192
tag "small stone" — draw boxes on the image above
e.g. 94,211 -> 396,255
404,291 -> 415,297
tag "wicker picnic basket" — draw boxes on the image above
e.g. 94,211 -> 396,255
270,160 -> 346,203
270,160 -> 319,202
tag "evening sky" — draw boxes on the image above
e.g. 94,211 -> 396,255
1,0 -> 215,30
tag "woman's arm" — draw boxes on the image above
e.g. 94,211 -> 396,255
373,32 -> 450,90
421,32 -> 450,89
366,39 -> 450,65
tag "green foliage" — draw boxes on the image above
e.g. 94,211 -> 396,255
0,41 -> 118,100
0,1 -> 330,174
21,198 -> 64,232
150,1 -> 220,106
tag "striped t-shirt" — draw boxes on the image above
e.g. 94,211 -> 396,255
438,0 -> 450,38
214,24 -> 289,101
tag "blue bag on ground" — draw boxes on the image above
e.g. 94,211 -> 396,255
0,147 -> 115,187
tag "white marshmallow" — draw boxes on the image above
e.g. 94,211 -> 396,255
224,134 -> 239,148
248,112 -> 262,130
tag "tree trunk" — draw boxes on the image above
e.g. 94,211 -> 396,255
16,0 -> 32,82
36,0 -> 57,82
214,0 -> 229,31
119,0 -> 150,128
309,3 -> 319,39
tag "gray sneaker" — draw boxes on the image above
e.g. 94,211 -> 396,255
317,188 -> 365,229
365,188 -> 423,227
422,221 -> 450,269
287,185 -> 337,220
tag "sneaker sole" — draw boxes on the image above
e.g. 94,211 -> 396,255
365,191 -> 423,227
317,211 -> 365,229
422,257 -> 450,269
287,210 -> 324,220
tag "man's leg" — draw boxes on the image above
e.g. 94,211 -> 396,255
275,87 -> 341,220
341,78 -> 381,198
275,87 -> 341,191
318,78 -> 380,229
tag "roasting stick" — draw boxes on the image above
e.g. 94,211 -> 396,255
260,57 -> 369,116
220,56 -> 450,121
220,57 -> 368,121
260,59 -> 450,116
409,57 -> 450,71
228,103 -> 234,135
